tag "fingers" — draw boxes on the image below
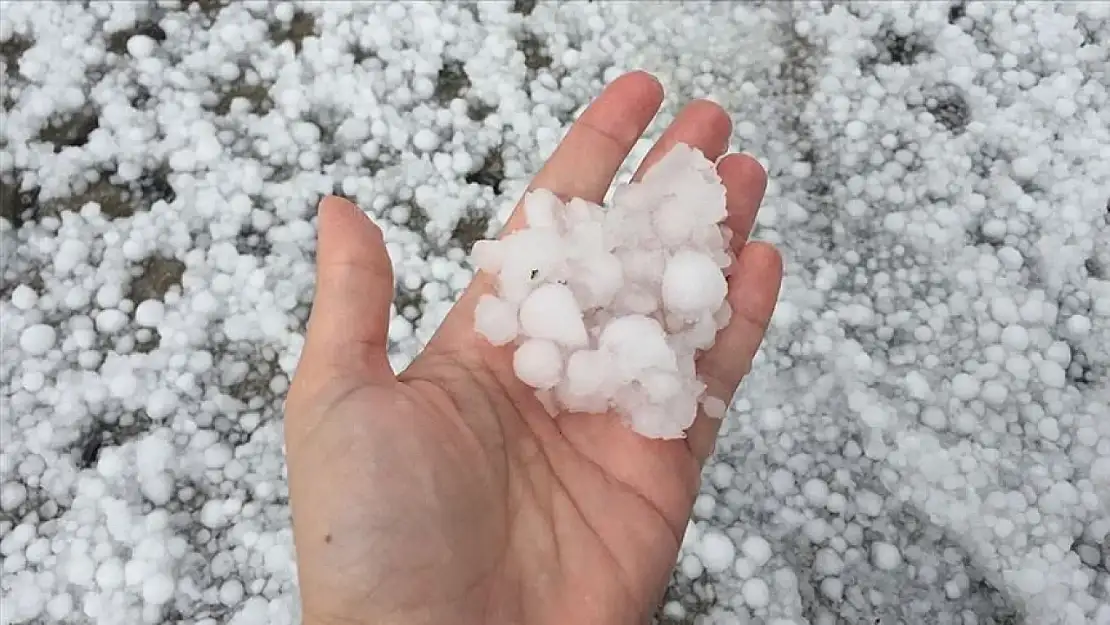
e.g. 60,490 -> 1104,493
289,196 -> 396,416
686,242 -> 784,464
630,99 -> 732,181
500,70 -> 665,234
431,71 -> 664,351
717,154 -> 768,248
629,106 -> 769,464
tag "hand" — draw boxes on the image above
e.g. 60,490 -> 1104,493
283,71 -> 784,625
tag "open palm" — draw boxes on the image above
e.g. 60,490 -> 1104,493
284,72 -> 784,625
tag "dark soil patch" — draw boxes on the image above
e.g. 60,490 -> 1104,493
212,81 -> 273,116
465,146 -> 505,193
40,109 -> 100,153
107,21 -> 167,55
270,10 -> 316,53
0,174 -> 39,229
129,255 -> 186,302
436,59 -> 470,104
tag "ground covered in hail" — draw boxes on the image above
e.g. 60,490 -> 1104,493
1,1 -> 1108,624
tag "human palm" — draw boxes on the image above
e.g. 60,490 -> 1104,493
284,72 -> 783,625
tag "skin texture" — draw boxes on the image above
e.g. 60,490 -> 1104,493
284,71 -> 784,625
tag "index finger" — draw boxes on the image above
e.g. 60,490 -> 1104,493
430,71 -> 665,348
500,70 -> 665,234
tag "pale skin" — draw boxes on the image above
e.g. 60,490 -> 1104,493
284,71 -> 784,625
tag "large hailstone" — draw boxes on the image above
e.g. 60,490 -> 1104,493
471,143 -> 734,439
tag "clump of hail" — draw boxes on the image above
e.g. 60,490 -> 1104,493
471,143 -> 734,439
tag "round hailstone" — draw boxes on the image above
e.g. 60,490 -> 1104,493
412,129 -> 439,152
871,541 -> 902,571
10,285 -> 38,310
1091,457 -> 1110,485
470,240 -> 505,274
219,579 -> 244,606
661,250 -> 728,316
518,283 -> 589,348
142,573 -> 176,605
0,481 -> 27,511
697,530 -> 736,574
680,553 -> 704,579
622,392 -> 698,439
741,535 -> 773,568
950,373 -> 980,400
523,188 -> 561,228
95,558 -> 124,590
19,324 -> 57,356
46,594 -> 73,620
96,309 -> 129,333
135,300 -> 165,327
513,338 -> 564,390
1065,314 -> 1091,335
741,577 -> 771,608
597,314 -> 677,378
564,349 -> 611,397
573,252 -> 623,309
1037,360 -> 1067,388
1013,568 -> 1046,594
474,295 -> 518,346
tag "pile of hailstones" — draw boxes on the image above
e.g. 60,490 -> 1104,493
471,143 -> 737,439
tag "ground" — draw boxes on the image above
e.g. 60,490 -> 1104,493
1,1 -> 1108,625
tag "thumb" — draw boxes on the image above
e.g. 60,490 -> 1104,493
296,196 -> 396,390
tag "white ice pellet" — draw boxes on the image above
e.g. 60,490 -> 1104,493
21,371 -> 45,393
697,530 -> 736,574
19,324 -> 57,356
95,558 -> 124,590
518,283 -> 589,349
470,240 -> 505,274
0,482 -> 27,511
512,338 -> 564,390
46,594 -> 73,621
1037,360 -> 1067,388
473,295 -> 518,346
741,535 -> 773,568
661,250 -> 729,316
1000,324 -> 1029,351
471,144 -> 731,438
564,348 -> 611,398
680,553 -> 704,579
1013,568 -> 1046,594
135,300 -> 165,327
599,314 -> 678,379
734,557 -> 755,579
760,408 -> 785,430
95,284 -> 122,308
10,285 -> 38,310
145,389 -> 178,421
741,577 -> 771,608
95,309 -> 129,333
1065,314 -> 1091,335
142,573 -> 176,605
693,494 -> 717,518
412,129 -> 439,152
951,373 -> 980,400
1011,156 -> 1038,180
109,372 -> 138,398
1090,457 -> 1110,485
219,579 -> 244,606
802,478 -> 829,506
126,34 -> 156,58
871,542 -> 902,571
